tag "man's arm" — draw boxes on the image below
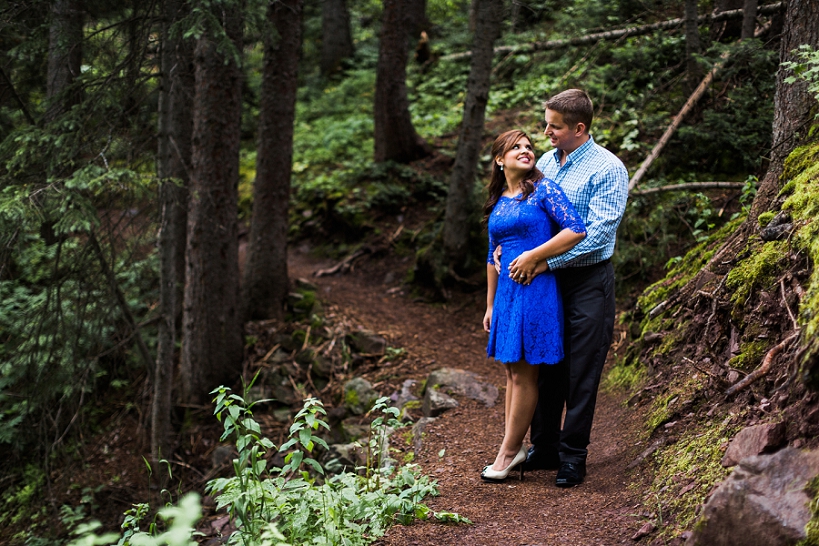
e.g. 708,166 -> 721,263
546,162 -> 628,269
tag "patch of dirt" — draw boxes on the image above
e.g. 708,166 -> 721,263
288,248 -> 651,545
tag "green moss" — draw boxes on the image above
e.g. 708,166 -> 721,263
647,422 -> 738,536
637,217 -> 743,316
757,211 -> 776,227
800,476 -> 819,546
727,339 -> 771,370
726,238 -> 789,306
783,142 -> 819,344
402,400 -> 422,411
604,356 -> 647,392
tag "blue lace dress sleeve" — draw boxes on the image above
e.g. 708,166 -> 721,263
485,178 -> 584,365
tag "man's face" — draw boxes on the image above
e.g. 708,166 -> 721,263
543,109 -> 585,153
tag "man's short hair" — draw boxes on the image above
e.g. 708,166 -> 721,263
544,89 -> 593,132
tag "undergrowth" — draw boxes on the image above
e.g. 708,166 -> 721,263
57,389 -> 468,546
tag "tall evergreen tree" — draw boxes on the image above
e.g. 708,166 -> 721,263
442,0 -> 504,272
373,0 -> 431,163
242,0 -> 303,321
153,0 -> 194,466
320,0 -> 353,76
181,1 -> 244,404
46,0 -> 83,122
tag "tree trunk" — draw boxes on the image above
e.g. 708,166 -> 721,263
243,0 -> 303,321
373,0 -> 431,163
442,0 -> 505,272
320,0 -> 353,76
46,0 -> 83,122
152,0 -> 194,469
742,0 -> 759,38
749,0 -> 819,223
181,3 -> 244,405
684,0 -> 701,84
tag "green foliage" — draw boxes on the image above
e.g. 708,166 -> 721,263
784,45 -> 819,107
800,476 -> 819,546
206,390 -> 468,545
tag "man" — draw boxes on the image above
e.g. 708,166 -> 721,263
500,89 -> 629,486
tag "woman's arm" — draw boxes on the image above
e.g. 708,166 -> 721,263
508,228 -> 585,284
484,262 -> 499,332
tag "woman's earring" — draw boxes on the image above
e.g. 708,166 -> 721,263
499,164 -> 504,171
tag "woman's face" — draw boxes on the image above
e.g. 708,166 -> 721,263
497,136 -> 535,173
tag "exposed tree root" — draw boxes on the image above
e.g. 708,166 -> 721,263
725,331 -> 800,396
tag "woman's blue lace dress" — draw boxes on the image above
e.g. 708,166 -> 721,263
487,177 -> 585,365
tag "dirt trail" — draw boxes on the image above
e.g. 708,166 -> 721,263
290,250 -> 648,546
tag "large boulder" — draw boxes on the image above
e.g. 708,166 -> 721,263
426,367 -> 499,407
686,447 -> 819,546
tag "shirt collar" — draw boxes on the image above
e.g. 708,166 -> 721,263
549,135 -> 595,166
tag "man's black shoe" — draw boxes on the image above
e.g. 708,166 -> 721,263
522,446 -> 560,471
555,462 -> 586,487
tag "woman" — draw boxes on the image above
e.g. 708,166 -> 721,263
481,130 -> 586,482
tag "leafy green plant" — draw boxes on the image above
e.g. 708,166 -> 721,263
206,388 -> 469,545
784,45 -> 819,106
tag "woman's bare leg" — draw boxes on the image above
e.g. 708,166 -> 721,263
491,361 -> 539,471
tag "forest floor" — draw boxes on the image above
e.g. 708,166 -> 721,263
287,247 -> 652,545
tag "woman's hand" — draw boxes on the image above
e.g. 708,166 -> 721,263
483,307 -> 493,332
508,250 -> 542,285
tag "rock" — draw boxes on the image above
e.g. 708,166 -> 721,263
346,329 -> 387,355
422,387 -> 458,417
426,367 -> 499,407
686,447 -> 819,546
760,222 -> 793,241
272,408 -> 293,423
632,521 -> 657,541
411,417 -> 436,454
721,422 -> 787,467
394,378 -> 419,409
343,377 -> 379,415
210,445 -> 234,468
324,442 -> 368,472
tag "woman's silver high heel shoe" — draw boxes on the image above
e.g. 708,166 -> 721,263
480,445 -> 527,483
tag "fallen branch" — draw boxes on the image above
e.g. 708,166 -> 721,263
725,331 -> 800,396
313,248 -> 370,277
628,20 -> 771,192
441,3 -> 782,61
631,181 -> 747,196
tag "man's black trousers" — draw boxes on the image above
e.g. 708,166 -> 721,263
530,260 -> 616,465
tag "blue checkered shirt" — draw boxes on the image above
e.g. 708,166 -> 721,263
536,136 -> 629,269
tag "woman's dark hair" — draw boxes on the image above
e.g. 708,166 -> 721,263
482,130 -> 543,227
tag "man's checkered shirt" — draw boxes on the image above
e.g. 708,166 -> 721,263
536,136 -> 629,269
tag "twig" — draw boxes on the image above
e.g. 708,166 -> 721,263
725,331 -> 800,396
780,278 -> 798,330
631,181 -> 747,196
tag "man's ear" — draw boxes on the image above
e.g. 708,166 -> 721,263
575,122 -> 587,136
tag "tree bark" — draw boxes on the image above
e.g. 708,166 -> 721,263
320,0 -> 353,76
742,0 -> 759,38
181,3 -> 244,405
442,0 -> 504,272
243,0 -> 303,321
152,0 -> 194,469
749,0 -> 819,223
684,0 -> 701,83
46,0 -> 83,122
373,0 -> 431,163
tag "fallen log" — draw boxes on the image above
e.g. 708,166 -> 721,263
630,181 -> 746,196
441,3 -> 782,61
